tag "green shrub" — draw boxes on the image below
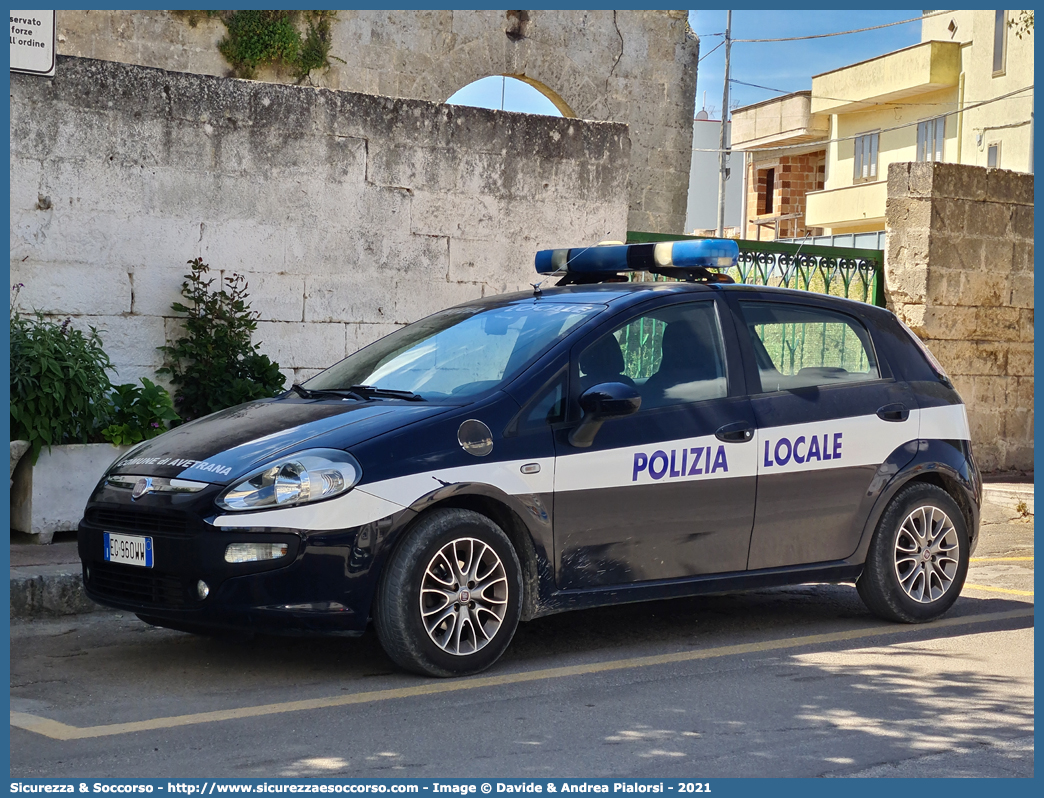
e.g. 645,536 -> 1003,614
10,287 -> 182,460
218,10 -> 300,79
10,296 -> 114,461
101,378 -> 181,447
158,259 -> 286,422
214,10 -> 338,80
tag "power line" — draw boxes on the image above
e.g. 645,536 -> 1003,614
731,10 -> 954,43
728,78 -> 1036,108
689,85 -> 1034,154
699,39 -> 725,63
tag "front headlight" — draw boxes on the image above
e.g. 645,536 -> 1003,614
217,449 -> 361,512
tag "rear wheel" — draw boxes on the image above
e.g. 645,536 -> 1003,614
857,483 -> 969,623
374,508 -> 522,677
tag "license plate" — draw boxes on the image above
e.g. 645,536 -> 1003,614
103,532 -> 154,568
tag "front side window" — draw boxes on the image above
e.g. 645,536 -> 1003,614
917,117 -> 946,162
522,371 -> 567,427
853,132 -> 880,182
578,301 -> 727,410
739,301 -> 879,393
307,302 -> 602,401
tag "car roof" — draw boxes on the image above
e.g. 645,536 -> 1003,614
461,282 -> 891,322
462,282 -> 707,308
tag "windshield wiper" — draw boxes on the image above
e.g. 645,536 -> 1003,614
288,384 -> 365,401
347,385 -> 426,402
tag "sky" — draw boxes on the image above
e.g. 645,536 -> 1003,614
448,9 -> 924,119
691,9 -> 922,118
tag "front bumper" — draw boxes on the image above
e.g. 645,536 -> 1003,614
78,492 -> 402,635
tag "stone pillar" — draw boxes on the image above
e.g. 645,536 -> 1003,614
885,161 -> 1034,473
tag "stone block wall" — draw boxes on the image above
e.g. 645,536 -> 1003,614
10,57 -> 630,387
56,9 -> 699,234
885,161 -> 1033,472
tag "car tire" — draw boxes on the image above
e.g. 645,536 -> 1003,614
857,482 -> 969,623
374,508 -> 523,677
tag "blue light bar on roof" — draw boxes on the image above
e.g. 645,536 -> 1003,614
535,239 -> 739,275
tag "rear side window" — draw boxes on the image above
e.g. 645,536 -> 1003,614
739,301 -> 879,393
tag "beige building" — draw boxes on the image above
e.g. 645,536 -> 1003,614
807,9 -> 1033,233
729,91 -> 828,240
732,10 -> 1033,238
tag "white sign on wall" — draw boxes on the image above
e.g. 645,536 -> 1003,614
10,10 -> 55,77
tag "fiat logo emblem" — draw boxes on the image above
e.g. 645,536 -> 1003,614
131,477 -> 154,500
459,589 -> 471,603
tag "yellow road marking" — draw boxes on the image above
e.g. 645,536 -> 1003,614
10,608 -> 1033,742
963,583 -> 1034,597
971,556 -> 1033,562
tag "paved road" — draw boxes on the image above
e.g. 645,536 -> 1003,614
11,499 -> 1033,778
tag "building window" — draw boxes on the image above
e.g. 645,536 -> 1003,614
853,132 -> 879,182
917,117 -> 946,162
761,168 -> 775,214
988,142 -> 1001,168
993,10 -> 1007,75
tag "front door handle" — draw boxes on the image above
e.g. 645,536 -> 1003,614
715,422 -> 755,443
877,403 -> 910,422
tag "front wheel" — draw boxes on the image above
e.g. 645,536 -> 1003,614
857,482 -> 969,623
374,508 -> 523,677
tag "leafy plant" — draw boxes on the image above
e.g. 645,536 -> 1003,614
101,378 -> 180,447
10,286 -> 184,459
158,259 -> 286,422
1009,10 -> 1034,39
213,10 -> 338,81
10,292 -> 114,461
297,12 -> 340,79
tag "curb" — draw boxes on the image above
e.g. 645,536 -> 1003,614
983,483 -> 1034,515
10,567 -> 103,620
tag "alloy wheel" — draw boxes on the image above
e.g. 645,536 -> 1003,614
893,505 -> 959,603
419,537 -> 509,655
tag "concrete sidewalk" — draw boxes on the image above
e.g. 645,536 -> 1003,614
8,480 -> 1034,620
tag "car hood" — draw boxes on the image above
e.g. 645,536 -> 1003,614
106,398 -> 454,485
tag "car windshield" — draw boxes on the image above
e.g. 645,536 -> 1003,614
305,302 -> 603,401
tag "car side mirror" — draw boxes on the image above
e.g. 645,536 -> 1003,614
568,382 -> 642,448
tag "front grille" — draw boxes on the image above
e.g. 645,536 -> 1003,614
87,561 -> 190,608
85,507 -> 191,537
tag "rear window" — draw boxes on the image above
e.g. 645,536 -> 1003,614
739,301 -> 879,393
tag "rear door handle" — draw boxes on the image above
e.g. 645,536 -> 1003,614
877,403 -> 910,422
715,422 -> 755,443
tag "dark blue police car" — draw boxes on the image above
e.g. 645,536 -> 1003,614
79,239 -> 980,676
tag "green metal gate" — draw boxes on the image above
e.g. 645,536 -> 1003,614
626,231 -> 886,307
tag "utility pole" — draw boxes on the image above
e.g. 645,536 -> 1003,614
716,10 -> 732,237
